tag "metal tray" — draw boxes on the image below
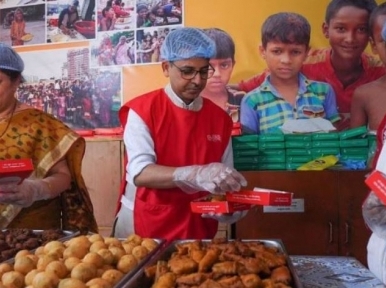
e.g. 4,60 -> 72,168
112,238 -> 166,288
1,229 -> 79,263
123,239 -> 303,288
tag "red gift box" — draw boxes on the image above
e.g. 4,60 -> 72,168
190,195 -> 252,214
0,159 -> 34,185
226,188 -> 293,206
365,170 -> 386,205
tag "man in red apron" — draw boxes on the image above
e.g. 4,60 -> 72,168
114,27 -> 248,242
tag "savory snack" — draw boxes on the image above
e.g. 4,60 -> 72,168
144,239 -> 294,288
0,233 -> 160,287
0,229 -> 65,262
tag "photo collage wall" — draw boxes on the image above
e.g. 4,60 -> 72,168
0,0 -> 184,130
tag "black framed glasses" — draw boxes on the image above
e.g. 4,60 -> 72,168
170,62 -> 215,80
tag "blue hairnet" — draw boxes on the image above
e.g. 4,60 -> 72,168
0,43 -> 24,73
160,27 -> 216,61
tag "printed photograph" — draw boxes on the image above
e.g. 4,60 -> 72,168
17,46 -> 123,129
0,4 -> 46,46
91,30 -> 135,67
97,0 -> 135,31
136,25 -> 178,64
46,0 -> 96,43
136,0 -> 182,28
0,0 -> 45,9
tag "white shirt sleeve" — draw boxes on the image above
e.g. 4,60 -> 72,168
123,110 -> 156,184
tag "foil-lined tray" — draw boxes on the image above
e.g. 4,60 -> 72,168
123,238 -> 303,288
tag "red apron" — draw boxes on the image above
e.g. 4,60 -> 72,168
118,89 -> 233,241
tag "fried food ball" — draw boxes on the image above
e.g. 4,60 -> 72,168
132,245 -> 149,261
34,246 -> 45,257
117,254 -> 138,274
104,237 -> 122,248
126,234 -> 142,245
71,262 -> 98,283
101,269 -> 124,285
122,242 -> 137,254
108,247 -> 126,265
14,256 -> 35,275
89,241 -> 107,253
96,249 -> 114,266
24,269 -> 40,286
63,245 -> 89,259
64,256 -> 81,271
32,271 -> 59,288
15,249 -> 31,259
58,278 -> 87,288
45,260 -> 68,279
37,254 -> 59,271
141,238 -> 158,252
66,235 -> 92,250
86,278 -> 113,288
88,234 -> 105,243
2,271 -> 24,288
83,252 -> 104,268
0,263 -> 13,279
26,254 -> 39,266
43,241 -> 65,254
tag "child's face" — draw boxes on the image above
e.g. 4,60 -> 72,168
323,6 -> 369,61
370,15 -> 386,66
260,41 -> 308,81
205,58 -> 234,94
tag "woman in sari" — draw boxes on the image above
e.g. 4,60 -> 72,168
0,43 -> 97,234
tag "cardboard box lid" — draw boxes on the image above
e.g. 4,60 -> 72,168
0,159 -> 34,184
226,188 -> 293,206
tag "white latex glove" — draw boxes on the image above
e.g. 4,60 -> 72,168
173,162 -> 247,194
201,210 -> 248,225
0,179 -> 51,208
362,191 -> 386,239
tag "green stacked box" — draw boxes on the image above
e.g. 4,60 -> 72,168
232,134 -> 259,171
232,126 -> 373,171
338,126 -> 369,163
257,132 -> 286,170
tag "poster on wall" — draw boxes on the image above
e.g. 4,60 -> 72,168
16,46 -> 123,130
0,0 -> 183,54
0,0 -> 96,45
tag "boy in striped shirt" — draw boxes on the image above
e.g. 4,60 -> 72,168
240,12 -> 340,134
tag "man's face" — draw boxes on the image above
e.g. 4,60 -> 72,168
322,6 -> 369,61
162,57 -> 211,104
205,58 -> 234,94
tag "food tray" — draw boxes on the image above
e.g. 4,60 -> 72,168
115,238 -> 165,288
0,229 -> 79,263
123,239 -> 303,288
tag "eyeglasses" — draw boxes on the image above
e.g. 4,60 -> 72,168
170,62 -> 215,80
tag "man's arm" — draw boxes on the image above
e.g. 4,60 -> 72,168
350,87 -> 368,129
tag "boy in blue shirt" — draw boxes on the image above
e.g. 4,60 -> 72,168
240,12 -> 341,134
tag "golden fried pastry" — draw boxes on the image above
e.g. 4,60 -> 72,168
240,273 -> 262,288
168,255 -> 198,275
270,266 -> 292,285
262,278 -> 274,288
175,272 -> 211,286
238,257 -> 270,275
152,272 -> 176,288
190,248 -> 207,263
198,248 -> 221,272
212,261 -> 239,275
217,275 -> 244,287
198,279 -> 224,288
